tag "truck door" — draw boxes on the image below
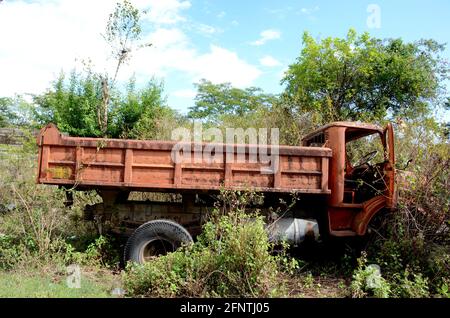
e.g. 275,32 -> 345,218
383,123 -> 396,209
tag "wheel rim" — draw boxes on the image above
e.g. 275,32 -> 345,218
139,237 -> 175,262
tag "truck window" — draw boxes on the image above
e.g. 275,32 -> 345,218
346,133 -> 384,169
344,132 -> 387,204
304,132 -> 326,147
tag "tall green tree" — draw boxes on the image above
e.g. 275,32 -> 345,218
1,95 -> 46,128
282,29 -> 449,124
188,79 -> 277,124
187,79 -> 315,146
0,97 -> 16,127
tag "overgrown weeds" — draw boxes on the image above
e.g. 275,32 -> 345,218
123,190 -> 298,297
353,120 -> 450,297
0,137 -> 119,272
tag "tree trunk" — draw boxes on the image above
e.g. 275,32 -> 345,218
99,76 -> 109,137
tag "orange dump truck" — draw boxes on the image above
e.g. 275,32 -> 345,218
36,122 -> 396,263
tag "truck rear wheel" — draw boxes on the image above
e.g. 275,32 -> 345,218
124,219 -> 193,264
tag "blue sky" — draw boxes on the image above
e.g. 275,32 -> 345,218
0,0 -> 449,116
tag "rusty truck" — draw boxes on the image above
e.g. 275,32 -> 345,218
36,121 -> 396,264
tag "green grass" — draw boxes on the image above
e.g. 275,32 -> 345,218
0,270 -> 118,298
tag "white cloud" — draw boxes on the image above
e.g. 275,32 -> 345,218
299,6 -> 320,16
0,0 -> 115,96
147,28 -> 189,49
138,0 -> 191,25
217,11 -> 226,18
0,0 -> 261,98
193,45 -> 262,86
250,29 -> 281,46
196,23 -> 220,35
173,89 -> 197,98
266,7 -> 293,20
128,42 -> 261,87
259,55 -> 282,67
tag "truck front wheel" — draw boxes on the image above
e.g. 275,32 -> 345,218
124,219 -> 193,264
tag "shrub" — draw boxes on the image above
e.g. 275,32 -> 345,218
365,119 -> 449,295
0,136 -> 114,270
62,235 -> 119,269
350,253 -> 391,298
391,268 -> 430,298
437,279 -> 450,298
123,191 -> 298,298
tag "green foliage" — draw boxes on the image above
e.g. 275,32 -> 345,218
437,279 -> 450,298
32,71 -> 176,139
98,0 -> 149,136
187,80 -> 309,146
33,70 -> 103,137
283,29 -> 449,123
188,79 -> 278,124
350,254 -> 433,298
123,191 -> 297,297
63,235 -> 120,268
0,271 -> 113,298
302,272 -> 315,289
104,0 -> 142,61
0,97 -> 17,127
391,268 -> 430,298
0,234 -> 26,270
29,0 -> 152,137
0,96 -> 34,128
0,140 -> 116,271
350,253 -> 391,298
110,78 -> 180,140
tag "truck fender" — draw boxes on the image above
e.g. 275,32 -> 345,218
352,195 -> 386,236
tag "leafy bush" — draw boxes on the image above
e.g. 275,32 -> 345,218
0,138 -> 118,271
437,279 -> 450,298
391,268 -> 430,298
123,191 -> 298,297
350,252 -> 391,298
0,234 -> 27,270
363,119 -> 449,296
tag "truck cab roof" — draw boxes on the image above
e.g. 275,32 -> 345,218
302,121 -> 384,146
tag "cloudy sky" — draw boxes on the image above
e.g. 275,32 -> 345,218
0,0 -> 449,114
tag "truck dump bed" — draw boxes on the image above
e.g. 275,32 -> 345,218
36,124 -> 332,194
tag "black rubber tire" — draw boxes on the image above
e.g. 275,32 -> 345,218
124,219 -> 193,264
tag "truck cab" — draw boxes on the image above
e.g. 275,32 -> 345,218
302,122 -> 396,237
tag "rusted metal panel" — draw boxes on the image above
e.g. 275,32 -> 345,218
124,149 -> 133,184
327,126 -> 346,206
302,121 -> 383,144
384,123 -> 396,209
36,124 -> 332,195
352,195 -> 386,235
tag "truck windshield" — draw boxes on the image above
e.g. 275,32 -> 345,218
346,132 -> 385,168
344,131 -> 387,204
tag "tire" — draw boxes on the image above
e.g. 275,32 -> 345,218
124,219 -> 193,264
